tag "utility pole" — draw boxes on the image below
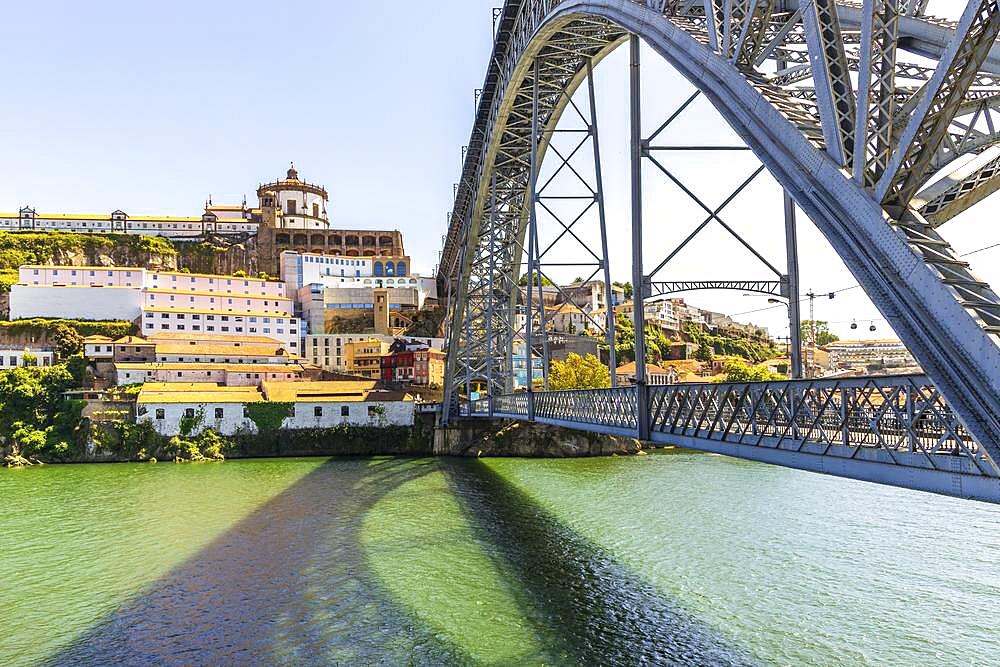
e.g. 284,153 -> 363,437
804,290 -> 835,377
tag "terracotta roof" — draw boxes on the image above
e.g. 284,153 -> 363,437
113,336 -> 150,345
137,383 -> 263,405
615,361 -> 670,375
261,380 -> 383,403
115,362 -> 305,373
83,335 -> 113,342
146,331 -> 284,345
155,341 -> 294,357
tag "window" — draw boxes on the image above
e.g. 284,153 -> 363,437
341,406 -> 350,417
215,408 -> 224,419
314,406 -> 323,417
184,408 -> 195,418
156,408 -> 165,420
368,406 -> 380,417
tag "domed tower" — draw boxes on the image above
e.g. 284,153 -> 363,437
257,163 -> 329,230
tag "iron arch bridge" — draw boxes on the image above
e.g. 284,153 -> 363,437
438,0 -> 1000,503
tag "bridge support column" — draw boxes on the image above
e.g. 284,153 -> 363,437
630,33 -> 650,441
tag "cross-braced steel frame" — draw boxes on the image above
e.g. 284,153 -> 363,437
440,0 -> 1000,499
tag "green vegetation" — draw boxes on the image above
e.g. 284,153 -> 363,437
518,273 -> 555,287
684,323 -> 778,364
613,281 -> 634,299
606,314 -> 673,365
714,358 -> 785,383
0,230 -> 176,265
0,364 -> 85,460
0,231 -> 178,293
0,318 -> 136,340
179,407 -> 206,437
802,320 -> 839,346
549,353 -> 611,390
245,402 -> 294,433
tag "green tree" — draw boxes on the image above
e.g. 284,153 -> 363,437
715,358 -> 784,383
21,353 -> 37,367
693,344 -> 714,363
51,323 -> 84,358
613,281 -> 633,299
607,313 -> 671,365
518,273 -> 554,287
549,353 -> 611,390
802,320 -> 839,346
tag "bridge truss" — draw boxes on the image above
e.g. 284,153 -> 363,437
440,0 -> 1000,502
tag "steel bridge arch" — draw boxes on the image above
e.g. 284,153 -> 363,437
444,0 -> 1000,460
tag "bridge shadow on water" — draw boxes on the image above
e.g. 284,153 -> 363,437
441,458 -> 757,666
45,458 -> 477,666
46,456 -> 756,666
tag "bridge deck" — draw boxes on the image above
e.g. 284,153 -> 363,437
460,375 -> 1000,504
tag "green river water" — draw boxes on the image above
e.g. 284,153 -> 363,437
2,451 -> 999,665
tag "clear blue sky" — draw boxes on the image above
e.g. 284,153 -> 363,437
1,0 -> 993,342
0,1 -> 499,276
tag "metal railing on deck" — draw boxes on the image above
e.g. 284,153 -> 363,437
486,375 -> 997,477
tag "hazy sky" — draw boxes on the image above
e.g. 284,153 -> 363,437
0,1 -> 987,342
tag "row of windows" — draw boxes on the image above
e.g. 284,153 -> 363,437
148,405 -> 379,420
145,312 -> 293,324
142,322 -> 297,340
304,256 -> 367,266
6,221 -> 255,232
149,294 -> 283,306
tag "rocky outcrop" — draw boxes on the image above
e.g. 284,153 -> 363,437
174,235 -> 258,276
434,419 -> 643,457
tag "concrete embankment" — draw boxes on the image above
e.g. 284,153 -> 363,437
433,418 -> 643,458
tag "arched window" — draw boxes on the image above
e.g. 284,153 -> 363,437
385,262 -> 395,276
396,261 -> 406,276
374,261 -> 384,277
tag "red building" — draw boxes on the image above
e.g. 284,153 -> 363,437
381,349 -> 415,384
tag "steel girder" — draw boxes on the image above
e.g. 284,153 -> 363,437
441,0 -> 1000,465
648,280 -> 787,298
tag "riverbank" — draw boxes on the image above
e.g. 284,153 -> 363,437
2,418 -> 647,465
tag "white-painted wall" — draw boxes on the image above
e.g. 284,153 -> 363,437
141,398 -> 413,435
0,348 -> 56,368
139,402 -> 254,436
280,400 -> 414,428
10,285 -> 143,321
141,311 -> 301,350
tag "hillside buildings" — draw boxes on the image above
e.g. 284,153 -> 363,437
11,266 -> 303,351
280,250 -> 437,336
2,165 -> 406,274
826,339 -> 919,372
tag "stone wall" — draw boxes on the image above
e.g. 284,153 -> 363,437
433,419 -> 642,457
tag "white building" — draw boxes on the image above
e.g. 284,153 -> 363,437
280,250 -> 436,308
116,363 -> 309,386
0,347 -> 56,368
261,381 -> 414,428
10,266 -> 302,351
137,383 -> 264,436
0,207 -> 259,239
137,380 -> 414,436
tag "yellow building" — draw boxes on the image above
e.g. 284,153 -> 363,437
344,338 -> 391,379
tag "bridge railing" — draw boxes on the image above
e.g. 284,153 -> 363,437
535,387 -> 639,435
494,392 -> 530,417
488,375 -> 998,477
651,375 -> 998,476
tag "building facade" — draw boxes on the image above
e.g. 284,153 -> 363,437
11,266 -> 302,351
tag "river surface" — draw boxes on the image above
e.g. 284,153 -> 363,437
2,451 -> 999,666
